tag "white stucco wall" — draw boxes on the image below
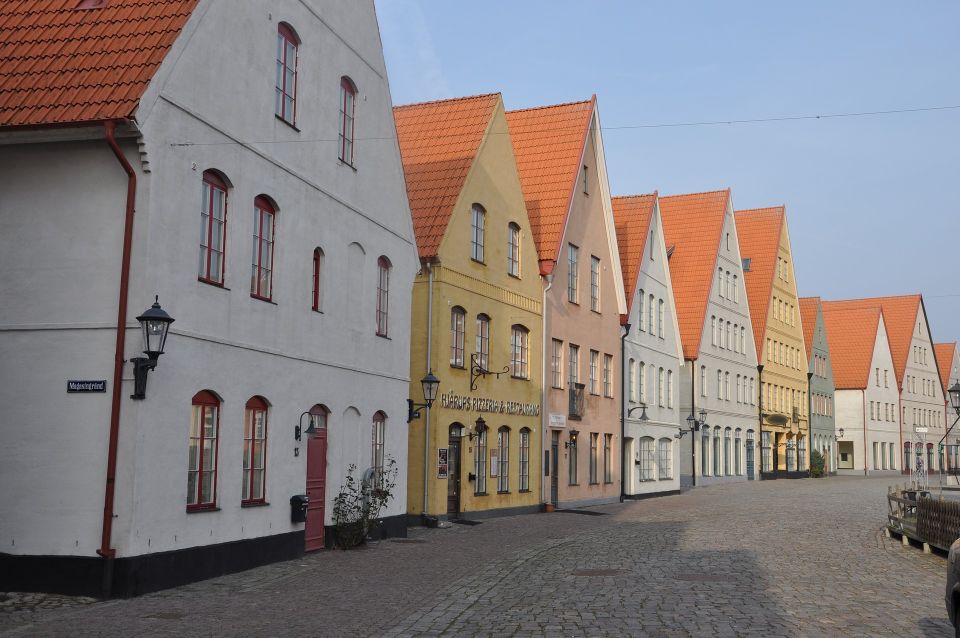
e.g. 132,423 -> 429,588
900,303 -> 945,470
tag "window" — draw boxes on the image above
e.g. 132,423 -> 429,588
376,256 -> 391,336
510,325 -> 530,379
568,432 -> 578,485
733,275 -> 739,302
718,268 -> 724,298
639,292 -> 646,331
639,362 -> 647,403
658,438 -> 672,479
639,437 -> 655,481
497,427 -> 510,492
734,429 -> 742,475
242,396 -> 269,504
275,24 -> 298,125
567,244 -> 579,302
551,339 -> 563,388
589,433 -> 599,484
873,442 -> 879,470
717,370 -> 723,400
658,367 -> 665,407
701,366 -> 707,397
371,411 -> 386,486
250,197 -> 275,300
725,271 -> 731,299
475,424 -> 487,494
701,428 -> 710,476
507,223 -> 521,277
568,344 -> 579,385
724,428 -> 732,476
471,204 -> 485,262
339,77 -> 357,164
309,404 -> 329,432
312,248 -> 323,311
476,314 -> 490,370
603,354 -> 613,397
199,171 -> 228,285
657,299 -> 664,338
590,256 -> 601,312
188,391 -> 220,510
589,350 -> 599,395
736,375 -> 742,403
711,316 -> 717,346
762,431 -> 772,473
648,294 -> 655,336
628,359 -> 636,402
604,434 -> 612,483
519,428 -> 530,491
713,427 -> 721,475
667,370 -> 674,408
450,307 -> 465,367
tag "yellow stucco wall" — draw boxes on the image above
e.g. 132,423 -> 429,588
407,100 -> 544,518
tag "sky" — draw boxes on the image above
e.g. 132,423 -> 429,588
375,0 -> 960,344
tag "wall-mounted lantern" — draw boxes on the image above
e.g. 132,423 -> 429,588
130,296 -> 174,400
407,371 -> 440,423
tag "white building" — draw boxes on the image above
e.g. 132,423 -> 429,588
936,342 -> 960,470
0,0 -> 416,597
613,193 -> 684,497
660,190 -> 760,487
821,305 -> 900,475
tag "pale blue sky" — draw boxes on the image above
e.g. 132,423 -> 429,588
376,1 -> 960,344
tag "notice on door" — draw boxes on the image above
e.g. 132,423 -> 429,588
437,448 -> 448,479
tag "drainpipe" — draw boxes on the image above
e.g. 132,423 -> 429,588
619,321 -> 630,502
690,359 -> 697,487
862,390 -> 868,476
807,372 -> 813,474
99,120 -> 137,597
422,261 -> 434,518
540,273 -> 554,506
757,364 -> 764,478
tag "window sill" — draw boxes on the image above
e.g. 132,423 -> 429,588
312,308 -> 324,314
552,385 -> 564,390
519,489 -> 531,493
338,158 -> 358,172
250,294 -> 277,305
604,480 -> 613,485
508,272 -> 521,280
591,309 -> 601,315
568,483 -> 580,487
198,278 -> 229,290
376,333 -> 391,340
589,392 -> 599,397
589,481 -> 599,486
450,364 -> 466,370
568,300 -> 580,306
568,415 -> 582,421
241,501 -> 269,508
275,114 -> 300,131
474,492 -> 488,497
187,506 -> 221,514
511,375 -> 529,381
497,490 -> 511,495
470,258 -> 486,266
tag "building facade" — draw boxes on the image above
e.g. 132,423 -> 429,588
936,342 -> 960,471
800,297 -> 837,473
507,98 -> 628,508
0,0 -> 417,596
395,94 -> 543,521
660,190 -> 759,487
613,194 -> 683,497
736,207 -> 810,477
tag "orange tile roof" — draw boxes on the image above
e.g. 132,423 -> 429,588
935,342 -> 956,393
798,296 -> 822,359
821,304 -> 883,390
659,189 -> 731,360
0,0 -> 199,128
821,295 -> 922,387
735,207 -> 786,356
506,98 -> 594,267
393,94 -> 500,261
612,193 -> 657,314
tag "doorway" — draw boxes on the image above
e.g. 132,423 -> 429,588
550,431 -> 559,506
305,428 -> 327,551
447,424 -> 462,516
838,441 -> 855,469
746,431 -> 755,480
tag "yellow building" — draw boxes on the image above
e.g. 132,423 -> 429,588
394,94 -> 543,520
736,207 -> 810,476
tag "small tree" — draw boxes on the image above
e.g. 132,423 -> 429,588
810,449 -> 825,478
332,457 -> 398,549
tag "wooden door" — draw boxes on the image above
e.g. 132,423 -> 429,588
447,437 -> 461,515
305,431 -> 327,551
550,431 -> 559,505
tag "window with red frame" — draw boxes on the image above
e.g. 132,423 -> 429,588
312,247 -> 323,311
339,77 -> 357,164
371,411 -> 386,488
199,171 -> 228,285
188,391 -> 220,510
376,256 -> 391,336
242,396 -> 269,504
276,24 -> 299,125
251,196 -> 275,300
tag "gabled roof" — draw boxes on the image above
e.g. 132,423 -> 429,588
505,98 -> 594,265
0,0 -> 200,128
935,342 -> 957,391
393,94 -> 500,261
821,295 -> 922,386
612,193 -> 657,314
735,206 -> 786,355
659,189 -> 731,360
799,296 -> 822,359
821,303 -> 883,390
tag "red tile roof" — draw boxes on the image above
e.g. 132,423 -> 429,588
0,0 -> 199,128
935,342 -> 957,393
798,296 -> 822,359
659,189 -> 731,360
611,193 -> 657,314
506,98 -> 594,267
393,94 -> 500,261
735,207 -> 786,356
821,303 -> 883,390
821,295 -> 922,387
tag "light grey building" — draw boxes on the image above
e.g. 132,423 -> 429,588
800,297 -> 836,473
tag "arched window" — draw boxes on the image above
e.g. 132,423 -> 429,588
312,248 -> 324,311
658,367 -> 665,406
647,293 -> 655,336
519,428 -> 531,491
638,291 -> 646,331
657,299 -> 664,337
309,404 -> 329,432
713,426 -> 721,475
450,307 -> 466,367
732,324 -> 738,353
376,256 -> 391,336
711,316 -> 717,345
724,428 -> 732,476
188,390 -> 220,510
251,196 -> 276,300
471,204 -> 486,262
475,422 -> 488,494
199,170 -> 228,285
638,437 -> 655,481
475,314 -> 490,370
507,222 -> 521,277
701,427 -> 710,476
628,359 -> 636,402
667,370 -> 674,408
242,396 -> 269,504
510,325 -> 529,379
339,76 -> 357,164
497,426 -> 510,492
734,429 -> 743,475
638,362 -> 646,403
371,411 -> 386,487
657,438 -> 672,479
276,24 -> 299,124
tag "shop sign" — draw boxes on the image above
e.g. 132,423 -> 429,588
437,448 -> 449,479
438,392 -> 540,417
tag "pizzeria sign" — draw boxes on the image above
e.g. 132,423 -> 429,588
438,392 -> 540,417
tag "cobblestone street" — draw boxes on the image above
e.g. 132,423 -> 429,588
1,476 -> 952,637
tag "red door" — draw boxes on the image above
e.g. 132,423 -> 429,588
305,431 -> 327,551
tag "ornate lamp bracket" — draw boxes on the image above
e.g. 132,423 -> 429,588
470,353 -> 510,392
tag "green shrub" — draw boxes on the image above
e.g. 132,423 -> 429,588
810,449 -> 825,477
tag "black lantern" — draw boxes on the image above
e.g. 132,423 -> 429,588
407,370 -> 441,423
950,382 -> 960,415
565,428 -> 579,449
468,415 -> 487,440
130,296 -> 174,400
679,408 -> 708,439
836,428 -> 844,440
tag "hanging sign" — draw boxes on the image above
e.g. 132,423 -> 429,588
67,380 -> 107,393
437,448 -> 449,479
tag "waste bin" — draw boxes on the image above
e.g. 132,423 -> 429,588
290,494 -> 309,523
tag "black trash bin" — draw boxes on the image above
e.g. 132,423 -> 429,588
290,494 -> 309,523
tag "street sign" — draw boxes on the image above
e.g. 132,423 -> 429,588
67,380 -> 106,393
914,427 -> 929,433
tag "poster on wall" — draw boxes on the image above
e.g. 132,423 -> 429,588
490,451 -> 498,477
437,448 -> 448,479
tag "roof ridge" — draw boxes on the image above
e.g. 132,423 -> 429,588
505,98 -> 592,114
612,192 -> 658,200
659,188 -> 731,200
393,92 -> 500,111
735,205 -> 786,214
823,293 -> 921,304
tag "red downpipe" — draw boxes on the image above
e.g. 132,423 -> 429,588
98,121 -> 137,586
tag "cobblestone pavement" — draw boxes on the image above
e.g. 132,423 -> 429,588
1,476 -> 953,637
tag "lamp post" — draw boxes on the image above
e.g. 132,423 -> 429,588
130,296 -> 174,400
407,371 -> 440,423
